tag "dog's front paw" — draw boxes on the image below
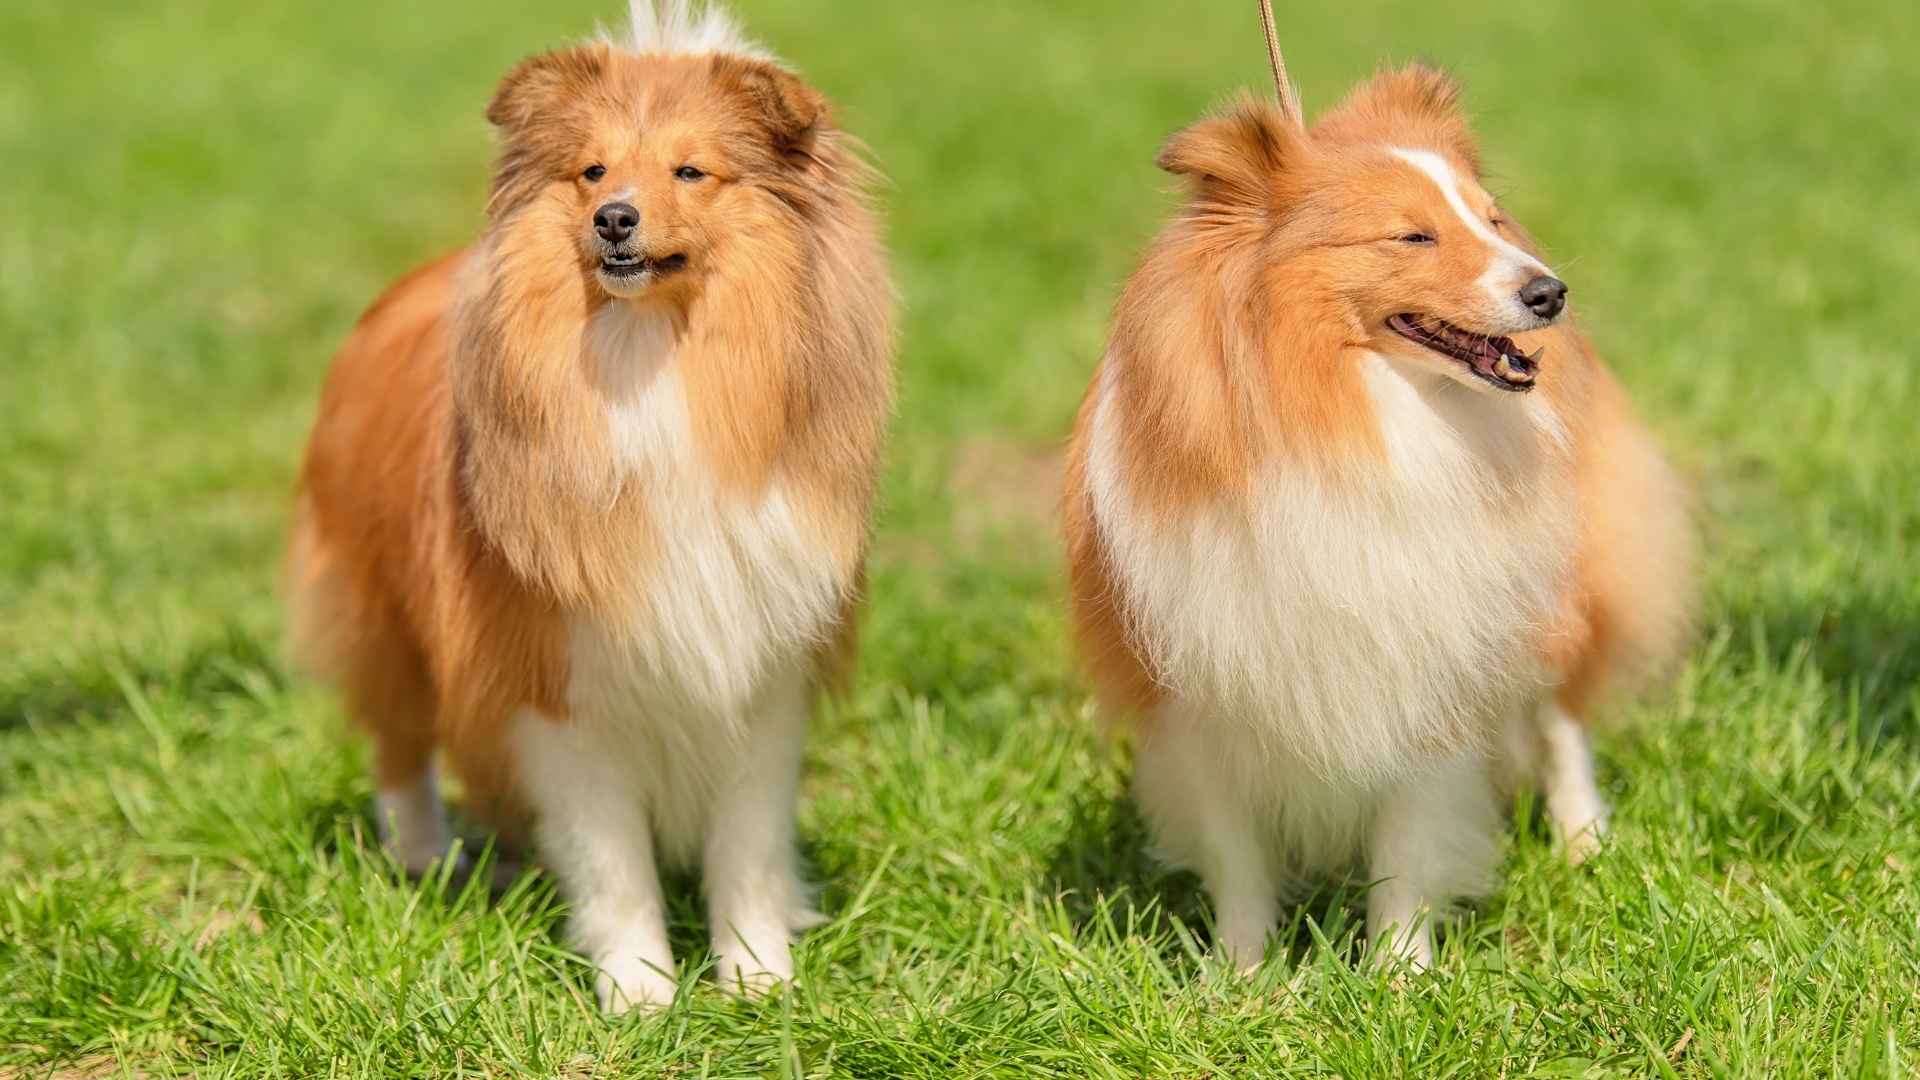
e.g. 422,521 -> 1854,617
385,838 -> 466,881
1209,905 -> 1278,976
1561,815 -> 1608,866
1366,907 -> 1436,976
595,954 -> 678,1014
1211,939 -> 1270,977
712,935 -> 793,998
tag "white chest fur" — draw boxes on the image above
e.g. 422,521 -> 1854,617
1088,353 -> 1576,788
514,305 -> 847,860
579,305 -> 846,710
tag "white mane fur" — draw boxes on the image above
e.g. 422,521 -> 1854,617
615,0 -> 770,59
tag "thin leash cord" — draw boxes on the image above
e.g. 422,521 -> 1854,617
1257,0 -> 1305,127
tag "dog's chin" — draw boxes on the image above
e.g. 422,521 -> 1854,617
594,254 -> 689,298
595,267 -> 657,298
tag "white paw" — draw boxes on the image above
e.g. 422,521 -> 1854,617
1211,916 -> 1276,975
595,953 -> 679,1014
1560,813 -> 1609,866
376,774 -> 457,878
385,836 -> 463,880
712,933 -> 794,997
1214,949 -> 1268,977
1367,916 -> 1435,975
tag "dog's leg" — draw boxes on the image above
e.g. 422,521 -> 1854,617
1366,748 -> 1501,972
1134,718 -> 1278,971
346,649 -> 455,878
703,672 -> 817,995
1536,699 -> 1609,863
375,763 -> 457,876
517,713 -> 677,1012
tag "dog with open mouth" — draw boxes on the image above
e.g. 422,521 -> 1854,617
1061,16 -> 1694,970
285,0 -> 893,1010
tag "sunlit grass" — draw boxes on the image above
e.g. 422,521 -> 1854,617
2,0 -> 1915,1074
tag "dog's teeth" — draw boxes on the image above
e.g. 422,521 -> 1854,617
1529,347 -> 1546,364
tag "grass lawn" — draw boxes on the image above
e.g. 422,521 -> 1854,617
3,0 -> 1917,1074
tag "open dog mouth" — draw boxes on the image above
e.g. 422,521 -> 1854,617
599,252 -> 688,280
1386,314 -> 1542,392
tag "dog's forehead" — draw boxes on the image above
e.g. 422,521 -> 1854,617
570,58 -> 758,158
579,53 -> 714,121
1383,147 -> 1488,209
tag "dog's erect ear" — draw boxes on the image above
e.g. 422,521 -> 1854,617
713,55 -> 830,162
1157,96 -> 1301,203
487,45 -> 609,133
1319,63 -> 1482,174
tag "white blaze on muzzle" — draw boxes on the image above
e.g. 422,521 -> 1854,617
1390,147 -> 1553,319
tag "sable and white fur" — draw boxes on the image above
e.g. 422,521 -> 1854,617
1062,69 -> 1693,969
286,0 -> 893,1010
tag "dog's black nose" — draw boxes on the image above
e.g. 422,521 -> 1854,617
593,202 -> 639,243
1519,275 -> 1568,320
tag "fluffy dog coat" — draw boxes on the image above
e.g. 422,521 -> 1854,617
286,0 -> 892,1009
1062,69 -> 1693,968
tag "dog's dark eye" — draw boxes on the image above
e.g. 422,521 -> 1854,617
582,164 -> 607,182
1399,232 -> 1436,245
674,165 -> 706,182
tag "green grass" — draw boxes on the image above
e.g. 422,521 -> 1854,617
3,0 -> 1917,1074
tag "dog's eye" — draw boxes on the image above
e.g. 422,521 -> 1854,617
674,165 -> 706,182
582,164 -> 607,182
1398,232 -> 1436,245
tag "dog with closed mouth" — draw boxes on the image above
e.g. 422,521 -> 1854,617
285,0 -> 893,1010
1061,26 -> 1693,969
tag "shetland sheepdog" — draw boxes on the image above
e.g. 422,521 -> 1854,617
285,1 -> 892,1010
1061,58 -> 1693,968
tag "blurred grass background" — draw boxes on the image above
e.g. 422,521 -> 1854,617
1,0 -> 1916,1075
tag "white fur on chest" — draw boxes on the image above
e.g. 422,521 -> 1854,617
518,306 -> 845,858
580,306 -> 844,709
1089,353 -> 1575,788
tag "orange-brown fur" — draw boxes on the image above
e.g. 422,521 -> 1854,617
1062,61 -> 1695,968
286,41 -> 892,835
1063,67 -> 1693,728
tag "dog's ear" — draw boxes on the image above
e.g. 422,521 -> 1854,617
487,45 -> 609,134
1157,96 -> 1301,204
1321,63 -> 1482,174
714,56 -> 831,163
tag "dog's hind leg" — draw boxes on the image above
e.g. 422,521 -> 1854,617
287,518 -> 455,877
1498,695 -> 1609,864
347,639 -> 455,876
1535,698 -> 1609,863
